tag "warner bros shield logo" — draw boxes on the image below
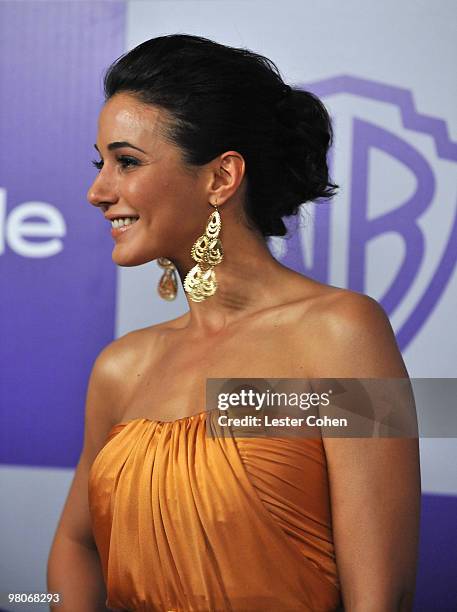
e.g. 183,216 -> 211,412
268,75 -> 457,351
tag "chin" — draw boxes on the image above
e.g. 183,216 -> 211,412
112,250 -> 155,267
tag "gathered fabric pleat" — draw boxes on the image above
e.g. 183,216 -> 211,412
88,410 -> 342,611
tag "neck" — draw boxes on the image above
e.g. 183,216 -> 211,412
171,221 -> 292,335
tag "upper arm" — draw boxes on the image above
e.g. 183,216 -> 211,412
313,292 -> 421,610
51,333 -> 136,550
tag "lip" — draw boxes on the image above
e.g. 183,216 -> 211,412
110,220 -> 139,239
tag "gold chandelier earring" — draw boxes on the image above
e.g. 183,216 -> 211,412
183,199 -> 223,302
157,257 -> 178,301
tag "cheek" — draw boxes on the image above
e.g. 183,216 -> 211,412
122,179 -> 156,215
125,172 -> 182,209
161,175 -> 190,202
122,169 -> 200,233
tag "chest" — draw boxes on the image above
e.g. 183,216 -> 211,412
121,314 -> 320,421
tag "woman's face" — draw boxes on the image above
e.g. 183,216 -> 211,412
87,92 -> 212,267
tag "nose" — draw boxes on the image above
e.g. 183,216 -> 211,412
86,172 -> 118,210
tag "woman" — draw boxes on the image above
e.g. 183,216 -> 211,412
47,34 -> 421,611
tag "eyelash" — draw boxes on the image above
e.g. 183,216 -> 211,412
91,156 -> 139,171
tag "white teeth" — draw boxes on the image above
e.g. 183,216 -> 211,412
112,216 -> 139,228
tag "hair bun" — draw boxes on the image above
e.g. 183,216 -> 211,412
268,87 -> 338,233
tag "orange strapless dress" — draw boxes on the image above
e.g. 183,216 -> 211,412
88,408 -> 342,611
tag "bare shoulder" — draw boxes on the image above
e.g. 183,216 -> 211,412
300,285 -> 408,378
108,312 -> 190,358
92,313 -> 190,416
307,285 -> 388,331
98,312 -> 189,357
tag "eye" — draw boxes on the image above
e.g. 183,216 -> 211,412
117,156 -> 139,169
91,156 -> 139,172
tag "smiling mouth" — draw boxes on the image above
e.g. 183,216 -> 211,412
110,217 -> 140,238
110,216 -> 140,229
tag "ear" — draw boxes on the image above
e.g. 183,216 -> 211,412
208,151 -> 246,205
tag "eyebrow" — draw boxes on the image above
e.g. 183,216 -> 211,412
93,141 -> 147,154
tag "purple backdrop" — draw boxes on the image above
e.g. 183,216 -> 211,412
0,0 -> 126,467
